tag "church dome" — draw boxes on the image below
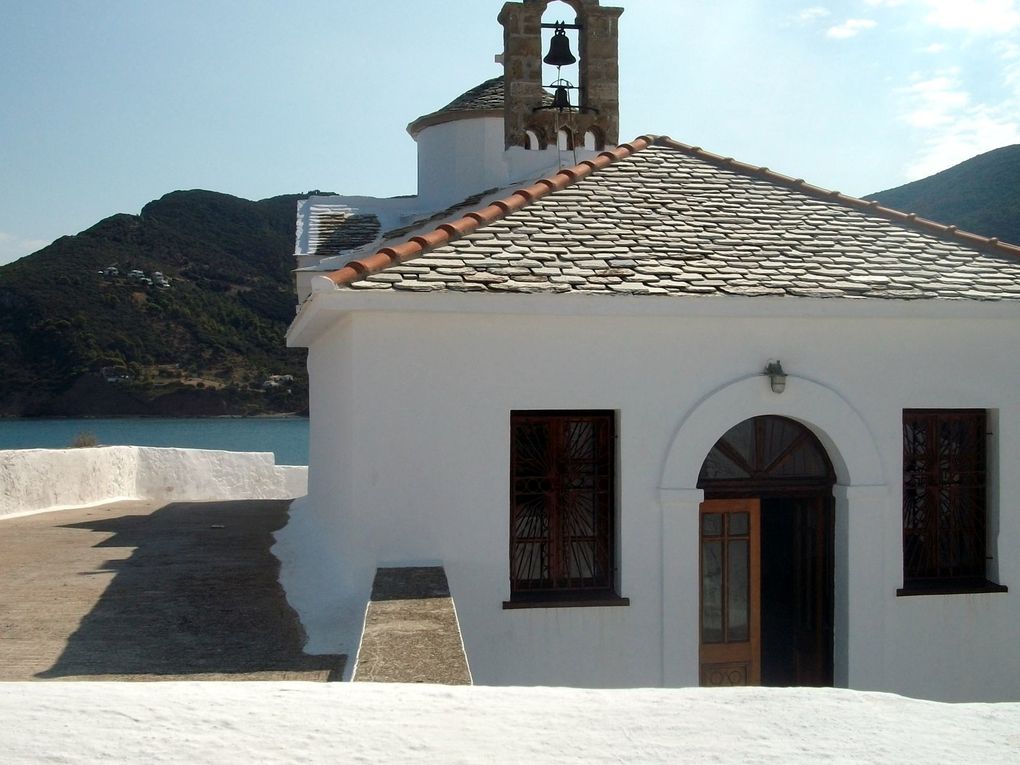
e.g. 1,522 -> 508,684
407,77 -> 552,137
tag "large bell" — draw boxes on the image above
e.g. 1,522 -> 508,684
543,24 -> 577,67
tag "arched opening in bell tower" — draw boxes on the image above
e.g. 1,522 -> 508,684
540,0 -> 583,117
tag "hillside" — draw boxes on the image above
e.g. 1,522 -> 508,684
0,190 -> 320,417
867,144 -> 1020,245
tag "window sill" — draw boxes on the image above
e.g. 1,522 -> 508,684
503,592 -> 630,610
896,580 -> 1008,597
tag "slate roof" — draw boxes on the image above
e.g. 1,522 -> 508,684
303,202 -> 381,258
322,136 -> 1020,301
433,76 -> 506,114
408,77 -> 553,136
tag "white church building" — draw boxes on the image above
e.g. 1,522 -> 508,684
279,0 -> 1020,701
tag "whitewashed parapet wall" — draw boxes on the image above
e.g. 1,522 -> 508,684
0,446 -> 307,517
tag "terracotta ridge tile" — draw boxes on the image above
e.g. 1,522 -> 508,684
379,242 -> 423,262
493,196 -> 529,214
438,217 -> 479,239
411,230 -> 450,249
466,207 -> 504,225
325,135 -> 654,286
653,135 -> 1020,261
520,180 -> 557,200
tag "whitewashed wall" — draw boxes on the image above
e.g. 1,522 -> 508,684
276,316 -> 359,654
0,446 -> 139,515
414,117 -> 602,212
282,294 -> 1019,700
0,446 -> 308,517
416,117 -> 509,211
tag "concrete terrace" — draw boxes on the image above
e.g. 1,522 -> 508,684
0,499 -> 345,681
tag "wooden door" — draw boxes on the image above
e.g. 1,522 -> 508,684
792,497 -> 834,686
699,498 -> 761,686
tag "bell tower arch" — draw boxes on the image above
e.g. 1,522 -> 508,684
498,0 -> 623,150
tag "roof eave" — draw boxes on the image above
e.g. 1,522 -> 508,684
287,287 -> 1020,347
407,108 -> 503,138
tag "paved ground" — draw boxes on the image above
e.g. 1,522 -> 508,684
354,567 -> 472,684
0,499 -> 345,681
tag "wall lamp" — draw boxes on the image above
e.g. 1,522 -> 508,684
763,360 -> 787,394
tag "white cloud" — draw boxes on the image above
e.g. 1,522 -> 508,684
897,68 -> 1020,180
1000,39 -> 1020,60
900,70 -> 970,128
922,42 -> 947,53
0,232 -> 50,266
795,6 -> 831,23
921,0 -> 1020,34
826,18 -> 878,38
864,0 -> 907,6
998,41 -> 1020,100
905,111 -> 1020,177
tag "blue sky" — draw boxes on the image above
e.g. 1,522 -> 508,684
1,0 -> 1018,266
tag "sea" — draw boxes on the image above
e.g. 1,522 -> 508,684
0,417 -> 310,466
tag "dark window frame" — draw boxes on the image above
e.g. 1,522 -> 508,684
505,410 -> 627,608
899,409 -> 1006,596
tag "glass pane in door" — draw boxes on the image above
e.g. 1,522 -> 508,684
727,538 -> 749,641
701,540 -> 723,643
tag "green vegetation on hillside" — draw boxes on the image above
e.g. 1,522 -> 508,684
867,144 -> 1020,246
0,190 -> 322,416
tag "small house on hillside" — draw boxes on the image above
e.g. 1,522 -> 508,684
282,0 -> 1020,701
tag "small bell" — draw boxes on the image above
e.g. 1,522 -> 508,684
551,86 -> 571,110
543,23 -> 577,67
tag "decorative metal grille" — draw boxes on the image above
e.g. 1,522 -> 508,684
902,409 -> 987,584
510,411 -> 614,593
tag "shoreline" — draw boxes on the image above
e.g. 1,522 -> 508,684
0,417 -> 310,465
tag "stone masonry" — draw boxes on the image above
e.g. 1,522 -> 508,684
499,0 -> 623,149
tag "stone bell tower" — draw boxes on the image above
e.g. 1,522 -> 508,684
498,0 -> 623,151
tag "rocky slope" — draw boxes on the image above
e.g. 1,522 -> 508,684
0,190 -> 322,416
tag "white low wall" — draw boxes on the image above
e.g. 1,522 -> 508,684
0,446 -> 308,517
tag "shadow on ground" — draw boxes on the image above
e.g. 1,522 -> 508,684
37,500 -> 344,681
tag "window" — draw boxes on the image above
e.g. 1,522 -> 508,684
507,411 -> 624,607
900,409 -> 1005,594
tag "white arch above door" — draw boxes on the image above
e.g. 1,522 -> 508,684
659,374 -> 886,490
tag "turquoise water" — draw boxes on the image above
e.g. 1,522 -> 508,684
0,417 -> 309,466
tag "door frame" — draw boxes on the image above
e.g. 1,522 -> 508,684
696,415 -> 836,687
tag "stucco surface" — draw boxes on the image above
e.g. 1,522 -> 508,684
0,447 -> 137,515
0,446 -> 307,517
282,305 -> 1019,700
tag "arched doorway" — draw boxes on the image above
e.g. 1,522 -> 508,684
697,415 -> 835,687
